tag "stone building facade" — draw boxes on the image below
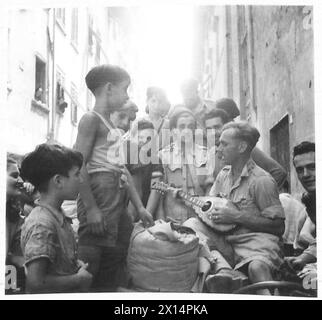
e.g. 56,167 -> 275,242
192,5 -> 314,195
5,7 -> 141,158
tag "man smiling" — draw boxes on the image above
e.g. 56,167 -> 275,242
285,142 -> 316,277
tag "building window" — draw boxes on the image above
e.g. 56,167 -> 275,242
56,8 -> 66,34
71,84 -> 78,125
56,69 -> 67,114
71,8 -> 78,49
34,56 -> 46,104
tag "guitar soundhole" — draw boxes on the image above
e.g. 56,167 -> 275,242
201,201 -> 212,212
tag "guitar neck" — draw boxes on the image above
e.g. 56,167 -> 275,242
152,181 -> 206,208
176,190 -> 206,209
152,181 -> 236,234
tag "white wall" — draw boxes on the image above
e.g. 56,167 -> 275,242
6,8 -> 111,155
7,9 -> 50,155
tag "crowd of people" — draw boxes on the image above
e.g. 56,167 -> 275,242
5,64 -> 317,295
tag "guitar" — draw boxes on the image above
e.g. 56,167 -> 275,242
151,181 -> 237,233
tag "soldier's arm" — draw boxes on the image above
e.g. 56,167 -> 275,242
238,175 -> 285,236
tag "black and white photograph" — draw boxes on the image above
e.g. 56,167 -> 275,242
1,0 -> 319,301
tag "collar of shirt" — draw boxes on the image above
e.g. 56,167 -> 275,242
34,199 -> 70,227
227,158 -> 256,191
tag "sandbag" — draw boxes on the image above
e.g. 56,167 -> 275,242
127,220 -> 200,292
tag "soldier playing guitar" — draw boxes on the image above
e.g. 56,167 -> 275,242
184,121 -> 285,295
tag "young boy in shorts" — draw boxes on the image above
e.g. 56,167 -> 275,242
74,64 -> 153,291
20,144 -> 93,293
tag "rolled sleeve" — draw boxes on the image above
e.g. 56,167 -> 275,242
261,205 -> 285,220
253,175 -> 285,220
21,223 -> 57,267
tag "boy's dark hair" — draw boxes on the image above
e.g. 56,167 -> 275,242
293,141 -> 315,160
20,144 -> 83,192
222,121 -> 260,151
215,98 -> 240,120
204,108 -> 230,124
137,119 -> 154,131
85,64 -> 130,94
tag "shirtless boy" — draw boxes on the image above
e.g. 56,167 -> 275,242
74,64 -> 153,291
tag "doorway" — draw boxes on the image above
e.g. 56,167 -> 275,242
270,115 -> 290,191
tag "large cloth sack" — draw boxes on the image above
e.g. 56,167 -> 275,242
127,220 -> 200,292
